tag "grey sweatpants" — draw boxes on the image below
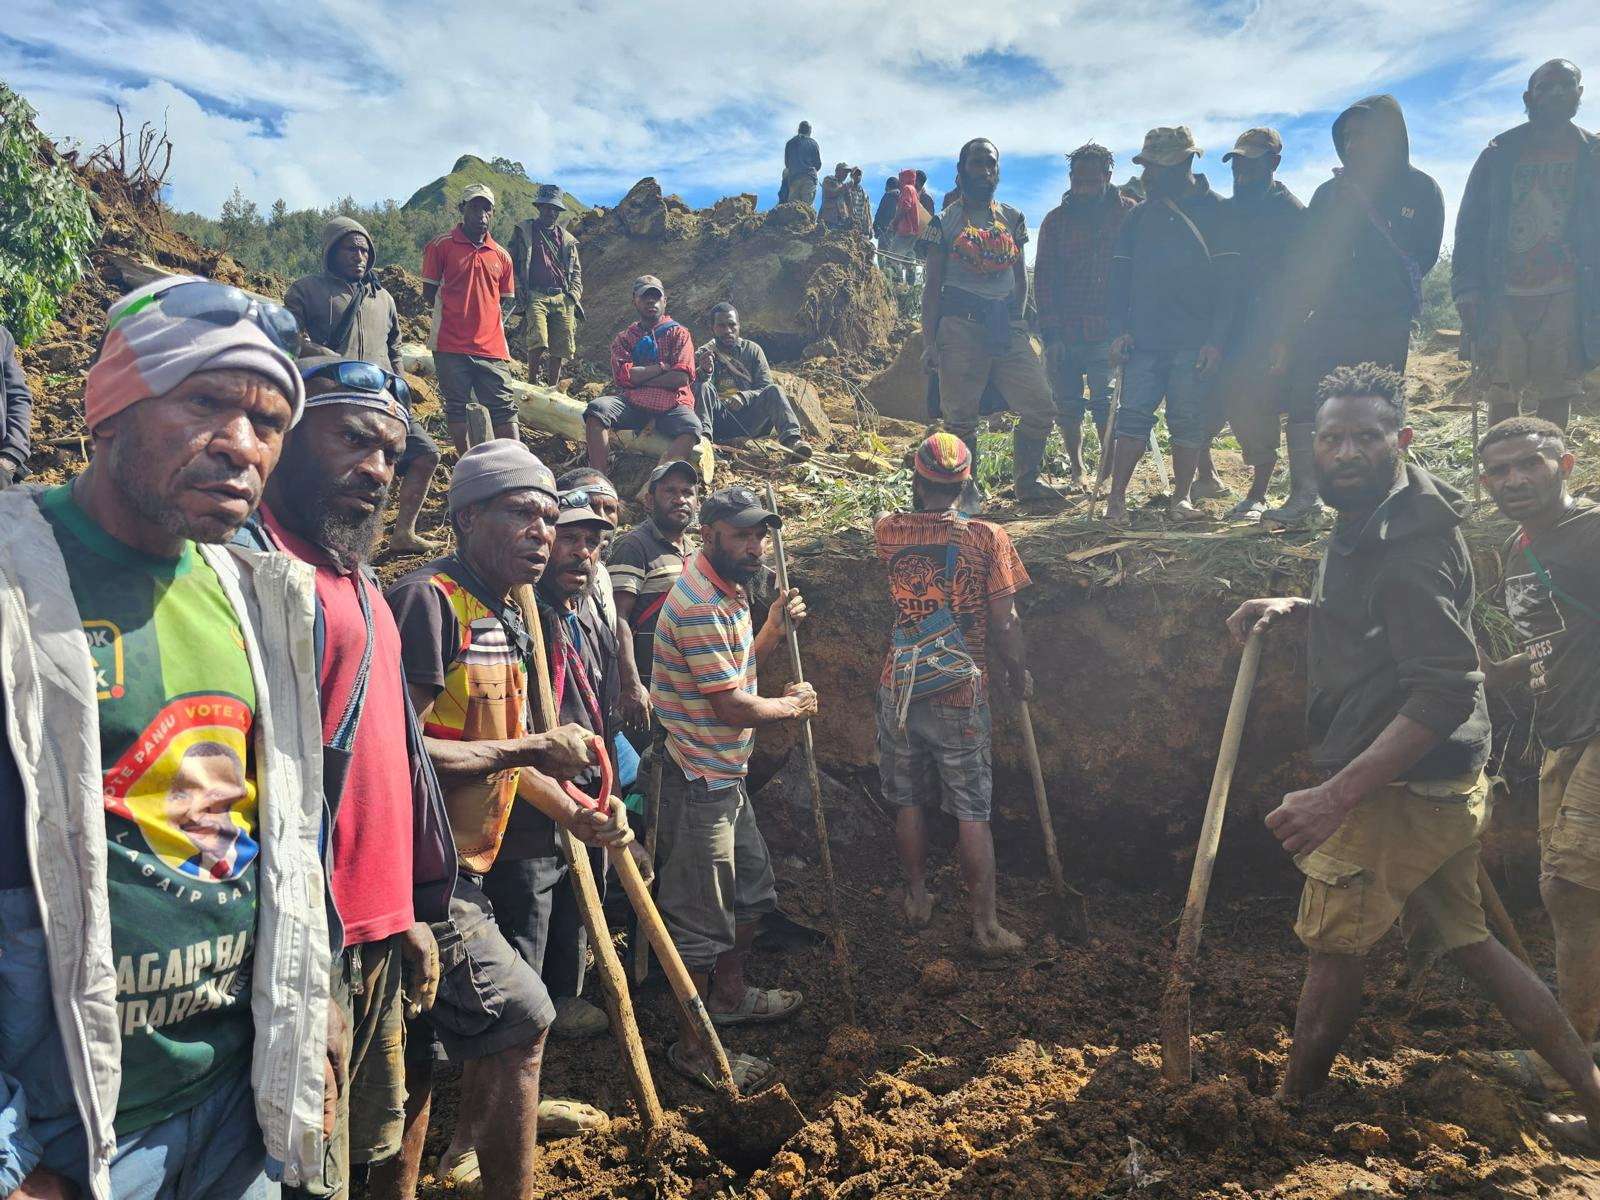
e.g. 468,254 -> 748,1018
654,773 -> 777,971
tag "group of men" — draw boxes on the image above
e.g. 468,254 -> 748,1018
1,58 -> 1599,1200
936,58 -> 1596,527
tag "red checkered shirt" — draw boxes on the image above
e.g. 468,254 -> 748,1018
1034,190 -> 1138,344
609,318 -> 697,413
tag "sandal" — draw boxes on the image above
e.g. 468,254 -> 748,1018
667,1040 -> 780,1093
709,985 -> 804,1026
538,1097 -> 609,1137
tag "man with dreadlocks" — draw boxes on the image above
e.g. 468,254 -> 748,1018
920,138 -> 1061,509
1035,142 -> 1138,488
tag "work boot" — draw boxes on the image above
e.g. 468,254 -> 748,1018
1263,422 -> 1325,526
1013,427 -> 1065,507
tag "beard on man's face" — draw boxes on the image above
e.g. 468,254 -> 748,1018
108,421 -> 262,544
282,452 -> 391,566
1315,445 -> 1402,512
707,538 -> 760,584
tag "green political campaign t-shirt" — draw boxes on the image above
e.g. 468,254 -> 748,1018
40,486 -> 260,1134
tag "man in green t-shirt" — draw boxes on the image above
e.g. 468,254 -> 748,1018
0,276 -> 333,1200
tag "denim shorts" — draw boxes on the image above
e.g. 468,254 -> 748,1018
584,394 -> 702,441
1117,347 -> 1216,448
875,687 -> 993,822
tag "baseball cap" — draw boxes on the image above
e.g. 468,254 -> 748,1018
647,459 -> 700,490
633,274 -> 665,297
1222,128 -> 1283,161
700,486 -> 781,529
460,183 -> 496,207
1132,126 -> 1203,167
555,488 -> 617,528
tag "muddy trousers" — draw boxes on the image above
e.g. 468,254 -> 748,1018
935,315 -> 1055,492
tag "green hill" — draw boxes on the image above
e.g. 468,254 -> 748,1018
402,154 -> 589,226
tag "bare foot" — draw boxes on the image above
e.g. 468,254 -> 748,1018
902,888 -> 937,929
973,921 -> 1024,958
388,530 -> 441,555
1103,498 -> 1130,527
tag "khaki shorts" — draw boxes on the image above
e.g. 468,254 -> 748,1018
935,314 -> 1055,438
1490,290 -> 1584,401
1294,772 -> 1492,957
523,292 -> 576,359
1540,735 -> 1600,892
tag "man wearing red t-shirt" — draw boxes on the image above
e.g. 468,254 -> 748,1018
242,359 -> 456,1198
422,183 -> 518,455
583,274 -> 703,475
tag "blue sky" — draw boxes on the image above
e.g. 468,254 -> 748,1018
4,0 -> 1595,254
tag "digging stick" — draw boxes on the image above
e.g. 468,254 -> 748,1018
463,408 -> 664,1130
1018,699 -> 1087,932
1478,860 -> 1534,970
1097,365 -> 1123,489
631,730 -> 665,985
1159,628 -> 1264,1084
764,482 -> 858,1024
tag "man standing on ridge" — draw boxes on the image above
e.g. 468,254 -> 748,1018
1269,96 -> 1444,524
509,183 -> 584,393
782,121 -> 821,207
1455,59 -> 1598,432
1216,128 -> 1306,520
1105,126 -> 1239,524
285,216 -> 441,554
421,183 -> 518,456
920,138 -> 1062,509
1035,142 -> 1137,488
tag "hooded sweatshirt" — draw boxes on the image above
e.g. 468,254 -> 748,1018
1286,96 -> 1445,330
283,217 -> 403,373
1307,463 -> 1490,781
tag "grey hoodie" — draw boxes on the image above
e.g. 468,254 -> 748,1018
1307,463 -> 1490,781
283,217 -> 402,372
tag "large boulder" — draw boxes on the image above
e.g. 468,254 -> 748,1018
569,179 -> 895,370
862,329 -> 929,423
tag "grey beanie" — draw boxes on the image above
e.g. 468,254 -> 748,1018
449,439 -> 557,513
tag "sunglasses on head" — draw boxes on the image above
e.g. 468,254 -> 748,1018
109,281 -> 300,355
301,359 -> 412,407
559,489 -> 595,510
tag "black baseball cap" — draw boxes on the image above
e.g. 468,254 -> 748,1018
646,459 -> 701,490
701,486 -> 781,529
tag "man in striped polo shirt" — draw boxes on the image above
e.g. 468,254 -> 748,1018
651,487 -> 815,1092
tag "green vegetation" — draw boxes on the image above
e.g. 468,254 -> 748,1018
1419,253 -> 1459,337
0,83 -> 97,345
168,154 -> 588,282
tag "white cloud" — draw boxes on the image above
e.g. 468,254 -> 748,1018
3,0 -> 1588,240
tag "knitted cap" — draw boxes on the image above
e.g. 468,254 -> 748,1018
914,432 -> 972,484
449,439 -> 557,513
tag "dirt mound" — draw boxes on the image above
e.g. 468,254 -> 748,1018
567,178 -> 895,368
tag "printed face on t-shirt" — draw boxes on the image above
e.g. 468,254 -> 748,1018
165,742 -> 247,874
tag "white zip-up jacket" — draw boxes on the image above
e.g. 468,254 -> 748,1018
0,488 -> 329,1199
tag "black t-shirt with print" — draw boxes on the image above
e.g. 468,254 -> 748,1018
1499,502 -> 1600,748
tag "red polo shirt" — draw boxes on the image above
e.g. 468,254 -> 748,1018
261,507 -> 415,947
421,225 -> 515,359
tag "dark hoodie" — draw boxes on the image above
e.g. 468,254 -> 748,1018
1108,173 -> 1240,351
283,216 -> 403,372
1307,463 -> 1490,781
1286,96 -> 1445,330
1226,179 -> 1305,354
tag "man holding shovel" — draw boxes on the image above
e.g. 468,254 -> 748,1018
378,442 -> 632,1197
1227,364 -> 1600,1146
651,487 -> 814,1092
875,432 -> 1031,957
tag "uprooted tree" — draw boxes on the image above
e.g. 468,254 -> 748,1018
0,82 -> 97,346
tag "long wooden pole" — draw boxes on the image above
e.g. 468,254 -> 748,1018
1159,629 -> 1264,1084
764,483 -> 857,1024
464,408 -> 663,1129
1478,861 -> 1534,969
631,734 -> 665,985
1018,701 -> 1067,896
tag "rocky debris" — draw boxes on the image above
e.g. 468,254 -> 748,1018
569,178 -> 895,369
919,959 -> 961,997
772,371 -> 833,441
862,329 -> 928,422
1335,1122 -> 1391,1153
